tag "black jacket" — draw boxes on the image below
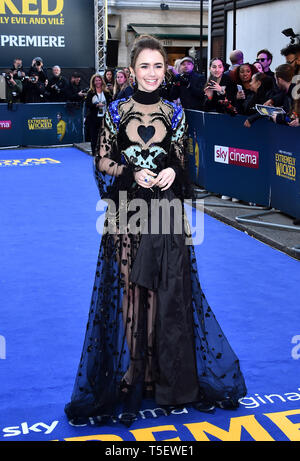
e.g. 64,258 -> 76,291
28,65 -> 48,83
23,79 -> 46,103
46,75 -> 68,102
169,71 -> 206,110
242,84 -> 274,124
67,82 -> 85,102
202,73 -> 237,113
275,84 -> 296,125
85,90 -> 111,122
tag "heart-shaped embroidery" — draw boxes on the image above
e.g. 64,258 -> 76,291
137,125 -> 155,144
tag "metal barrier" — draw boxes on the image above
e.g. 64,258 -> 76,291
186,109 -> 300,221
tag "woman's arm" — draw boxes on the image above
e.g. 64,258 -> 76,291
94,103 -> 138,201
155,105 -> 192,197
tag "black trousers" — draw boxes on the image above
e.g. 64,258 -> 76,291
89,116 -> 103,155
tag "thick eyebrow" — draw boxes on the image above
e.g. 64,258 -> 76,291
137,62 -> 164,66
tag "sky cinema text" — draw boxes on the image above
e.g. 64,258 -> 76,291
0,0 -> 64,16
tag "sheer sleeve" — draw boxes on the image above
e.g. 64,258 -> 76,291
93,101 -> 135,201
169,105 -> 193,199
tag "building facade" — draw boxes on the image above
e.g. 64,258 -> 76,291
107,0 -> 208,69
209,0 -> 300,69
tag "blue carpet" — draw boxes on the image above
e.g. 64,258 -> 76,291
0,147 -> 299,442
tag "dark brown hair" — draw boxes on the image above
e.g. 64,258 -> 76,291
230,63 -> 257,84
275,63 -> 294,83
257,49 -> 273,62
130,35 -> 168,70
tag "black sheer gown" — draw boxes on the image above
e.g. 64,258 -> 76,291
64,89 -> 247,426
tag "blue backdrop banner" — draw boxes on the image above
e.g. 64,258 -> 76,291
0,102 -> 83,147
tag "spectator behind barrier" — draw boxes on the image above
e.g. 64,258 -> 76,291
123,67 -> 131,79
203,57 -> 237,114
67,72 -> 87,102
103,68 -> 115,97
128,72 -> 135,87
46,65 -> 68,102
256,49 -> 277,87
168,56 -> 206,110
231,63 -> 257,114
1,68 -> 23,103
85,74 -> 111,155
113,69 -> 134,101
243,72 -> 274,127
271,64 -> 300,127
23,71 -> 46,103
253,61 -> 264,73
280,43 -> 300,77
225,49 -> 244,74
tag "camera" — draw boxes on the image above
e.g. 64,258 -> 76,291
24,75 -> 37,83
53,84 -> 61,93
35,60 -> 41,66
2,72 -> 13,86
179,73 -> 191,87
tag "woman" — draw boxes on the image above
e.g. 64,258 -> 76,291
243,72 -> 274,127
203,58 -> 237,113
65,35 -> 247,427
85,74 -> 111,155
231,63 -> 257,114
113,69 -> 134,100
253,61 -> 264,73
103,68 -> 115,97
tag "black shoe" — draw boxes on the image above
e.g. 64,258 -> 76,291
119,413 -> 136,427
193,401 -> 216,413
216,398 -> 239,410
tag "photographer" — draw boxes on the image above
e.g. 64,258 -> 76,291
67,72 -> 87,102
1,69 -> 23,103
11,57 -> 26,81
46,65 -> 68,102
23,72 -> 46,103
169,57 -> 206,110
28,57 -> 48,83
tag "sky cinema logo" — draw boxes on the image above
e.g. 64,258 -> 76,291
214,145 -> 259,169
0,120 -> 11,129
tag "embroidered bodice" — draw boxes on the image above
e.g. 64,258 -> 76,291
94,89 -> 190,202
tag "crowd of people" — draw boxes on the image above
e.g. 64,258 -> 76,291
1,43 -> 299,154
1,57 -> 90,105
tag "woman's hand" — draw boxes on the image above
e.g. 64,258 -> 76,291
236,90 -> 245,100
134,168 -> 157,188
204,87 -> 213,99
271,113 -> 278,123
152,168 -> 176,191
208,80 -> 224,94
244,119 -> 251,128
289,117 -> 300,127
